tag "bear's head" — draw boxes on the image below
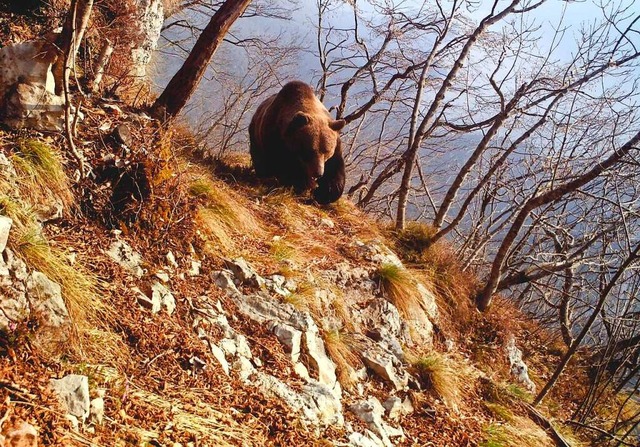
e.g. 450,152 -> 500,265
284,111 -> 346,188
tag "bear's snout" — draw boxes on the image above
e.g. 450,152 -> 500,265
307,159 -> 325,180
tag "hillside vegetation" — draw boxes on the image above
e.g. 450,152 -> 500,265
0,3 -> 638,447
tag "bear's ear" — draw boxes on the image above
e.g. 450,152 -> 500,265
329,119 -> 346,132
286,112 -> 310,134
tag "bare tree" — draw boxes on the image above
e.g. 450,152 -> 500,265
151,0 -> 253,118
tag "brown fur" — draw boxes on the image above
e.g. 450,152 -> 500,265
249,81 -> 346,204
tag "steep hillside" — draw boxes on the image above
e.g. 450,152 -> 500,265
0,4 -> 629,447
0,100 -> 597,447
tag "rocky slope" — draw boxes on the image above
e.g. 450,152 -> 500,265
0,109 -> 584,446
0,5 -> 593,447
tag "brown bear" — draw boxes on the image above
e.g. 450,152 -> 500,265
249,81 -> 346,204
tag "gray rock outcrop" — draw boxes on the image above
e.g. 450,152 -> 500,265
505,336 -> 536,392
50,374 -> 91,423
0,37 -> 68,131
106,239 -> 144,278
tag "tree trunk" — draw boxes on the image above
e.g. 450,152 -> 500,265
394,0 -> 522,230
53,0 -> 93,95
89,39 -> 113,93
151,0 -> 252,119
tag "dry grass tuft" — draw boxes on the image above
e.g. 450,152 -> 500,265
11,139 -> 73,208
377,263 -> 424,317
480,417 -> 552,447
191,174 -> 265,257
4,199 -> 122,360
323,329 -> 362,390
1,147 -> 123,361
283,281 -> 317,311
411,352 -> 476,411
389,221 -> 478,331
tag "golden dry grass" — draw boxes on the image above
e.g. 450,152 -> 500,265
10,139 -> 74,209
1,145 -> 123,361
481,418 -> 553,447
388,221 -> 478,332
189,172 -> 266,257
377,263 -> 424,318
323,329 -> 362,390
411,352 -> 477,411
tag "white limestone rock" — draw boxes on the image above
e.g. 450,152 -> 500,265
254,372 -> 343,428
225,258 -> 265,288
382,396 -> 414,420
269,322 -> 302,362
26,271 -> 69,327
212,270 -> 241,296
0,250 -> 30,332
151,281 -> 176,315
361,345 -> 410,391
3,82 -> 66,131
505,336 -> 536,392
106,240 -> 144,278
0,216 -> 12,253
89,391 -> 105,425
0,420 -> 39,447
50,374 -> 91,422
350,398 -> 404,447
131,0 -> 164,78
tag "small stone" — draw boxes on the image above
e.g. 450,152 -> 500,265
210,343 -> 229,375
65,414 -> 79,431
106,240 -> 143,278
188,260 -> 201,277
0,216 -> 12,253
26,271 -> 69,328
284,278 -> 298,292
166,251 -> 178,269
50,374 -> 90,422
112,124 -> 132,146
270,322 -> 302,362
382,396 -> 402,419
348,431 -> 383,447
350,398 -> 403,447
212,270 -> 240,295
294,362 -> 311,381
1,420 -> 38,447
155,271 -> 170,283
151,282 -> 176,315
350,398 -> 384,424
219,338 -> 237,356
304,329 -> 338,391
189,356 -> 207,374
4,82 -> 66,131
233,334 -> 252,358
382,396 -> 413,420
271,275 -> 286,288
225,258 -> 265,288
133,287 -> 160,314
233,356 -> 255,382
89,395 -> 105,425
361,346 -> 409,391
35,199 -> 63,223
320,218 -> 335,228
